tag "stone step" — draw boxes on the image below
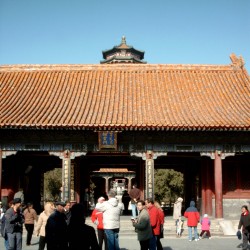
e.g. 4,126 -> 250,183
85,216 -> 239,237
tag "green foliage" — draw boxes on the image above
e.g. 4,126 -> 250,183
154,169 -> 184,205
44,168 -> 62,201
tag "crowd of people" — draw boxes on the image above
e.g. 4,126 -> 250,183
0,188 -> 250,250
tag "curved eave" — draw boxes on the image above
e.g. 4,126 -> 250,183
102,47 -> 145,59
1,124 -> 249,132
100,57 -> 146,64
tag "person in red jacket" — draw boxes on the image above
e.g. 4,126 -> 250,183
154,201 -> 164,250
91,197 -> 107,250
145,198 -> 161,250
184,200 -> 200,242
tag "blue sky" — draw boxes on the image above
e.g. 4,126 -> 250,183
0,0 -> 250,72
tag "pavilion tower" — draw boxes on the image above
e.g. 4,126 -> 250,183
100,36 -> 146,64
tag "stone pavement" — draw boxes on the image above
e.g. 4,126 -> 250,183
0,235 -> 247,250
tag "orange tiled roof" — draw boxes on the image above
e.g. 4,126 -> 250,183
0,60 -> 250,131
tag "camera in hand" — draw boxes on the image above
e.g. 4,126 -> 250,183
131,217 -> 137,222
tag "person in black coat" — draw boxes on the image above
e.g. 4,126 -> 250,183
238,205 -> 250,250
45,201 -> 68,250
122,190 -> 130,215
68,203 -> 100,250
65,201 -> 72,225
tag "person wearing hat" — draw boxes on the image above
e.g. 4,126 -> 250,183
91,197 -> 107,250
238,205 -> 250,250
45,201 -> 68,250
4,198 -> 24,250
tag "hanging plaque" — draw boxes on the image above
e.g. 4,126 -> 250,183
145,158 -> 154,199
98,131 -> 117,150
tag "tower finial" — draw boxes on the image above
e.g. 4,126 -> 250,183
121,36 -> 126,44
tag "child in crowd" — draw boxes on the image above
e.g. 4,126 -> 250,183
199,214 -> 211,239
176,216 -> 184,237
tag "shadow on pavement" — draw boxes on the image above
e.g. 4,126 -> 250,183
236,243 -> 243,248
31,242 -> 39,245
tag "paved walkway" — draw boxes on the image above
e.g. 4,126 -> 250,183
0,235 -> 246,250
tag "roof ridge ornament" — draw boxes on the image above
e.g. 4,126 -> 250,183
230,53 -> 245,69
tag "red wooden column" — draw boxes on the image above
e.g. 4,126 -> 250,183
214,151 -> 223,218
201,151 -> 235,218
201,158 -> 206,215
205,159 -> 213,216
200,154 -> 213,216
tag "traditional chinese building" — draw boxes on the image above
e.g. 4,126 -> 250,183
0,38 -> 250,218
